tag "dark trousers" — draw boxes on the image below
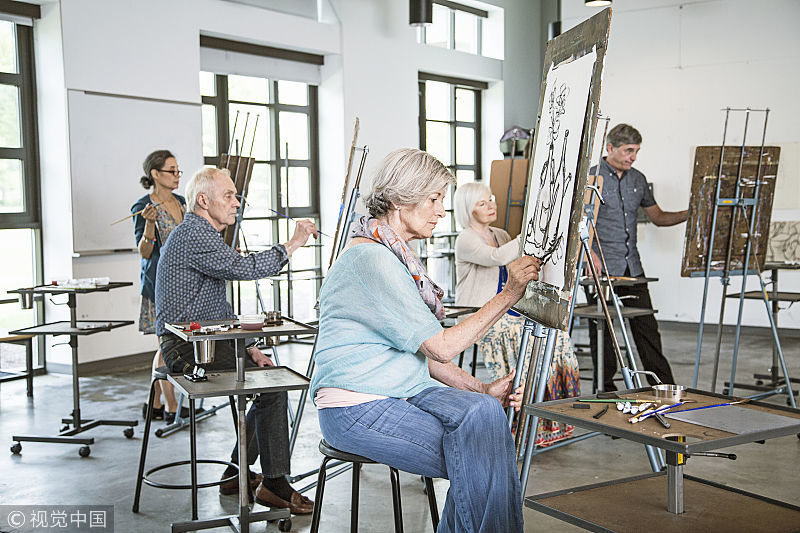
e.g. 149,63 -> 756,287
160,334 -> 290,478
585,280 -> 675,391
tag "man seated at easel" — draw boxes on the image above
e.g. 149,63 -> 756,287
588,123 -> 688,391
155,167 -> 318,514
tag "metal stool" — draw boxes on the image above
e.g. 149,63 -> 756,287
132,367 -> 240,520
310,439 -> 439,533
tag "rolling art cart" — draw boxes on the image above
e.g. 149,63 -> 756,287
524,388 -> 800,532
163,317 -> 315,533
8,282 -> 136,457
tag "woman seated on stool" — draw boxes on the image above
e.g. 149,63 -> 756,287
310,149 -> 540,532
454,182 -> 580,447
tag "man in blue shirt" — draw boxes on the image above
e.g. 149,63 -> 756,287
587,124 -> 687,391
156,167 -> 317,514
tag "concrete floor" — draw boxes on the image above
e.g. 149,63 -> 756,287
1,322 -> 799,532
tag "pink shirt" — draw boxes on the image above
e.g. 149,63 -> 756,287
315,387 -> 389,409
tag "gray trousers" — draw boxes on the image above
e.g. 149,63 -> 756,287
160,334 -> 290,477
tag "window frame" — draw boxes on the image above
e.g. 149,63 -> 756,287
421,0 -> 486,56
0,23 -> 40,229
201,73 -> 322,318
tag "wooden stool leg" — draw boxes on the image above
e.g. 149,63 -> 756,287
310,456 -> 332,533
389,467 -> 404,533
423,477 -> 439,531
351,462 -> 361,533
132,378 -> 159,513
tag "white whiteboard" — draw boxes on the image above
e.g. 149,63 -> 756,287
67,90 -> 202,254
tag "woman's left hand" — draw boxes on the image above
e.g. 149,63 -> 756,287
484,369 -> 525,410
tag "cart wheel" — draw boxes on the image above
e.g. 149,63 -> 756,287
155,428 -> 164,438
79,446 -> 91,457
278,518 -> 292,532
10,442 -> 21,455
755,380 -> 764,386
722,388 -> 729,395
123,427 -> 134,439
61,425 -> 71,432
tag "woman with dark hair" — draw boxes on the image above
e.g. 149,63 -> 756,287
132,150 -> 185,423
311,148 -> 541,532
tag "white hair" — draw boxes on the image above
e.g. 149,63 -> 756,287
185,167 -> 230,213
453,181 -> 491,229
363,148 -> 455,216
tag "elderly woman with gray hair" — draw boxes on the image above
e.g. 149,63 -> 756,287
310,149 -> 540,532
454,181 -> 580,447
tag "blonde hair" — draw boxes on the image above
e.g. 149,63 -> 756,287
364,149 -> 455,216
186,167 -> 231,212
453,181 -> 491,229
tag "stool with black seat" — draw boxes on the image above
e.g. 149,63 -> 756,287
132,367 -> 241,518
310,439 -> 439,533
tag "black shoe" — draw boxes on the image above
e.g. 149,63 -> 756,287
178,406 -> 205,419
164,411 -> 176,424
142,403 -> 164,420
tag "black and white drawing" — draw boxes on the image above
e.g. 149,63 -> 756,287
522,50 -> 596,290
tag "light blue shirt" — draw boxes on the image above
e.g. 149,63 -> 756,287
310,243 -> 444,402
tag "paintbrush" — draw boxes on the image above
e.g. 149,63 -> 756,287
267,208 -> 332,238
665,399 -> 750,416
110,202 -> 162,226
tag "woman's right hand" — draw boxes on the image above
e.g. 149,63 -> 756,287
502,255 -> 541,300
141,203 -> 157,222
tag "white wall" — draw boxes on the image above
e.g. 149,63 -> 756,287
562,0 -> 800,329
34,0 -> 546,363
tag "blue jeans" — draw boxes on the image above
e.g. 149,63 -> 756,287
317,387 -> 523,532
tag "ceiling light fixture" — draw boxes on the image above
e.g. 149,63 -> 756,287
585,0 -> 612,6
409,0 -> 433,26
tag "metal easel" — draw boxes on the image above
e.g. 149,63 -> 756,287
285,142 -> 370,493
690,107 -> 796,408
515,216 -> 666,496
512,117 -> 664,496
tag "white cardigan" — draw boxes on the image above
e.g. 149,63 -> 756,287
454,226 -> 521,309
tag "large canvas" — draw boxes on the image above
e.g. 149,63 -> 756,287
681,146 -> 779,277
514,8 -> 612,331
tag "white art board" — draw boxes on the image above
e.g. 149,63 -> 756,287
67,90 -> 202,254
522,49 -> 597,290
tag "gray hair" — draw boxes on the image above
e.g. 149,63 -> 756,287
364,148 -> 455,216
453,181 -> 491,229
607,123 -> 642,148
186,167 -> 230,212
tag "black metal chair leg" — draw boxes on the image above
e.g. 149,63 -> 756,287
189,398 -> 198,520
132,378 -> 158,513
309,456 -> 332,533
471,344 -> 478,377
351,462 -> 361,533
389,467 -> 404,533
423,477 -> 439,531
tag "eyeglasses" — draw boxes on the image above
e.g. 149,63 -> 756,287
159,169 -> 183,177
475,195 -> 496,208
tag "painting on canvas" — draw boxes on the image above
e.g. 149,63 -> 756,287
513,8 -> 612,330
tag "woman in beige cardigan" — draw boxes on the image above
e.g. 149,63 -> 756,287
454,182 -> 580,446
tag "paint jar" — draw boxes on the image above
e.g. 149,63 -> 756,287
193,339 -> 216,365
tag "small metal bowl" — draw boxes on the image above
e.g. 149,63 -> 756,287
651,384 -> 685,403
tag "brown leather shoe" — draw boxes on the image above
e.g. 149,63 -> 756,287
254,483 -> 314,515
219,470 -> 263,496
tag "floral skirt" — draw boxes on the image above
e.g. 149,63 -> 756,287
138,296 -> 156,335
478,313 -> 580,447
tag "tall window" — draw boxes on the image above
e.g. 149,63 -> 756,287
200,72 -> 321,322
0,17 -> 41,367
420,1 -> 487,56
419,73 -> 484,300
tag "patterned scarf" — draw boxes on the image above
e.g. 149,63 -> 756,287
352,215 -> 445,320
